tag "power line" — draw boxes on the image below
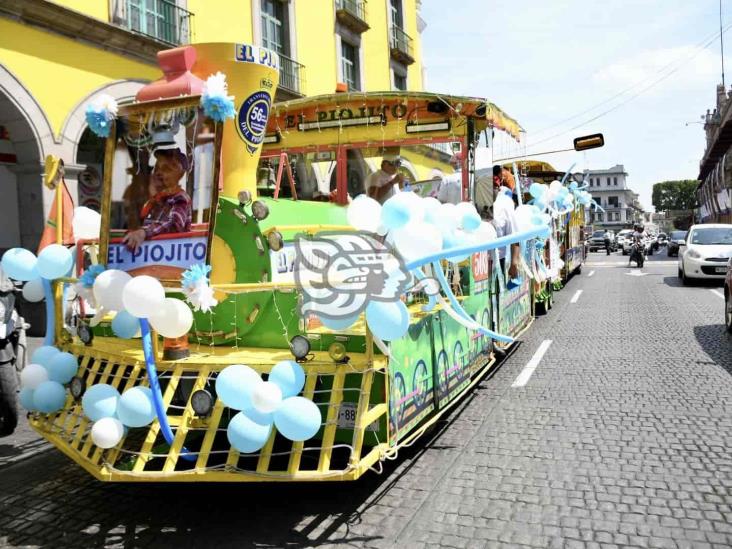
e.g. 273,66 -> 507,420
529,21 -> 732,138
525,23 -> 732,151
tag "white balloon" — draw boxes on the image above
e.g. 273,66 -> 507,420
91,417 -> 125,449
22,278 -> 45,303
514,205 -> 539,232
473,221 -> 497,244
422,196 -> 442,223
455,201 -> 478,218
346,195 -> 382,232
122,275 -> 165,318
432,203 -> 460,233
93,270 -> 132,312
72,207 -> 102,241
20,363 -> 49,389
251,381 -> 283,414
149,298 -> 193,338
393,221 -> 443,263
547,180 -> 563,200
398,191 -> 425,223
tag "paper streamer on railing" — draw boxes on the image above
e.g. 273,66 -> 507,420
431,260 -> 514,344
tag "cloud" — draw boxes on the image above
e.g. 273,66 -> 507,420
592,46 -> 720,93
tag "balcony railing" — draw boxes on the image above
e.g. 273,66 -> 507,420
119,0 -> 193,45
335,0 -> 369,33
278,53 -> 305,97
390,25 -> 414,65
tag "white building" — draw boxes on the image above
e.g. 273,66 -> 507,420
586,164 -> 644,228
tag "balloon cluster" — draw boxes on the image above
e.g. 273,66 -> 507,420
90,271 -> 193,339
201,72 -> 236,123
2,207 -> 102,305
19,345 -> 77,414
82,383 -> 156,448
529,181 -> 576,217
216,361 -> 321,453
336,193 -> 502,340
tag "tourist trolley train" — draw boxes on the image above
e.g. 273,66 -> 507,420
12,42 -> 593,482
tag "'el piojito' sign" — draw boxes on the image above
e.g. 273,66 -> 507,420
107,235 -> 207,278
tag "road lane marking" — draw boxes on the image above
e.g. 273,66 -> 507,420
710,289 -> 725,299
512,339 -> 552,387
570,290 -> 583,303
588,270 -> 595,277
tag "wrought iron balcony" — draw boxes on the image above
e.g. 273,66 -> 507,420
278,53 -> 305,98
390,24 -> 414,65
335,0 -> 369,33
119,0 -> 193,45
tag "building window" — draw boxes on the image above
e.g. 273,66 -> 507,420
341,41 -> 360,91
393,72 -> 407,91
127,0 -> 191,44
261,0 -> 287,54
613,177 -> 618,186
608,196 -> 618,207
390,0 -> 404,28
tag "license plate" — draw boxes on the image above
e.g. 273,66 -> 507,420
715,267 -> 727,274
337,402 -> 379,432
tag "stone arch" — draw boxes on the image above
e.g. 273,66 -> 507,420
0,65 -> 52,250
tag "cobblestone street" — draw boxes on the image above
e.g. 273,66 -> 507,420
1,253 -> 731,548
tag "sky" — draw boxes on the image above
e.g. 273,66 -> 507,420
420,0 -> 729,211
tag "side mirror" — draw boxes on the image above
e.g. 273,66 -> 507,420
573,133 -> 604,151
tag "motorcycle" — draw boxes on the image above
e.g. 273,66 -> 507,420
629,241 -> 645,268
0,269 -> 29,437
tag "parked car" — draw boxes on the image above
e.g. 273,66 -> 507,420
678,224 -> 732,284
667,230 -> 688,257
616,229 -> 634,254
588,230 -> 615,252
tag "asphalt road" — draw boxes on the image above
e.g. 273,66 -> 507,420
0,249 -> 730,548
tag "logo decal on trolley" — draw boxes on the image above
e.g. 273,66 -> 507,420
237,91 -> 272,154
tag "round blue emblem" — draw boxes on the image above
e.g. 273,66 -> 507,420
237,91 -> 271,151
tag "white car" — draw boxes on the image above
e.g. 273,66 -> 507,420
678,224 -> 732,284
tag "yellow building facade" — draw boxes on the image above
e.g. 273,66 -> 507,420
0,0 -> 426,250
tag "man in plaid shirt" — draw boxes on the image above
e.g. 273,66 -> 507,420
123,148 -> 192,252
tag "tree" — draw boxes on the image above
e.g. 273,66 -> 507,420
651,180 -> 698,212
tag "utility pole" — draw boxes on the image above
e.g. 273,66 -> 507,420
722,0 -> 726,87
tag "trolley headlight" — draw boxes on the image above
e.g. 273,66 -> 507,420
191,389 -> 214,417
251,200 -> 269,221
267,230 -> 284,252
69,376 -> 85,400
289,335 -> 311,361
328,342 -> 348,363
237,190 -> 252,206
77,323 -> 93,345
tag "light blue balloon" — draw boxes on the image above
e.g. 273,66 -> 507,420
268,360 -> 305,398
365,300 -> 410,342
33,381 -> 67,413
227,410 -> 273,453
82,383 -> 120,421
319,314 -> 359,331
112,311 -> 140,339
529,183 -> 546,198
215,364 -> 261,411
31,345 -> 60,369
116,386 -> 155,427
48,352 -> 78,384
462,211 -> 481,232
274,397 -> 321,441
36,244 -> 73,280
19,387 -> 35,411
1,248 -> 38,282
381,197 -> 410,230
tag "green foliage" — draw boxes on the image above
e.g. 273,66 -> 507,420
651,180 -> 698,212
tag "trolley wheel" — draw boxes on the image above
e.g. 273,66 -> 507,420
412,360 -> 429,410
